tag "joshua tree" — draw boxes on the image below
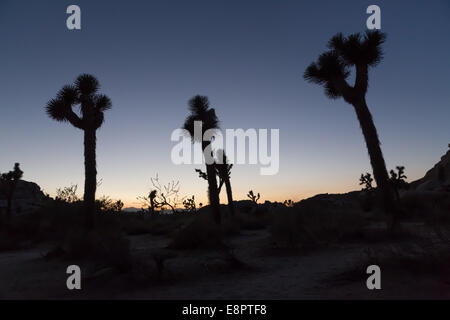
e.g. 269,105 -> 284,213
46,74 -> 111,229
247,190 -> 260,204
0,163 -> 23,226
389,166 -> 408,201
183,95 -> 221,224
183,195 -> 197,213
304,31 -> 399,229
149,190 -> 158,214
283,199 -> 294,207
215,149 -> 235,217
359,173 -> 374,192
138,189 -> 159,214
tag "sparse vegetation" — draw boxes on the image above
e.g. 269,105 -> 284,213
138,175 -> 184,214
183,196 -> 197,213
247,190 -> 260,204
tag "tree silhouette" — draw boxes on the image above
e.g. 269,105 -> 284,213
0,163 -> 23,226
215,149 -> 235,217
359,173 -> 374,191
304,31 -> 399,229
389,166 -> 408,201
195,150 -> 235,217
183,195 -> 197,213
247,190 -> 260,204
46,74 -> 111,229
183,95 -> 221,224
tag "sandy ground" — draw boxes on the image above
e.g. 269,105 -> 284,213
1,227 -> 449,299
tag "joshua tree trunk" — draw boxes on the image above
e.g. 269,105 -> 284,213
353,98 -> 399,229
224,178 -> 235,217
206,163 -> 221,224
202,141 -> 221,224
84,127 -> 97,230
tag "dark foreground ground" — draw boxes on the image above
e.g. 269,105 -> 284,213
1,218 -> 449,300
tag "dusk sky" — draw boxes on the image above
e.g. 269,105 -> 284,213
1,0 -> 449,207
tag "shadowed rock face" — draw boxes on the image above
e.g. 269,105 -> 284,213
411,146 -> 450,191
0,180 -> 47,215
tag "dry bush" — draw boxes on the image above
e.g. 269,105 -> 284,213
63,226 -> 132,272
169,212 -> 228,250
120,212 -> 194,236
269,205 -> 366,248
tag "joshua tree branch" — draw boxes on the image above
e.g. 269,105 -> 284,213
66,110 -> 84,129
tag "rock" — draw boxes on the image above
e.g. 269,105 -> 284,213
411,146 -> 450,192
0,180 -> 47,215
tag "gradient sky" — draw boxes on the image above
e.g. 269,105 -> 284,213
1,0 -> 449,207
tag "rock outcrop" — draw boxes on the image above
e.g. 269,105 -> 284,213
0,180 -> 47,215
410,145 -> 450,192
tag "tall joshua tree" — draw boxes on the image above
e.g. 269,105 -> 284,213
46,74 -> 111,229
304,31 -> 399,229
183,95 -> 221,224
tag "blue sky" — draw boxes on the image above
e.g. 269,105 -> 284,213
1,0 -> 449,206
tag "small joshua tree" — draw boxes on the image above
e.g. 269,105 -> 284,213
138,175 -> 184,214
0,163 -> 23,226
149,190 -> 158,214
283,199 -> 294,207
359,172 -> 375,212
183,195 -> 197,213
389,166 -> 408,200
247,190 -> 260,204
359,173 -> 374,192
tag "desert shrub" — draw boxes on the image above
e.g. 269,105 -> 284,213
96,196 -> 123,214
169,213 -> 225,250
120,212 -> 193,236
55,184 -> 79,203
270,205 -> 366,248
64,226 -> 131,272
